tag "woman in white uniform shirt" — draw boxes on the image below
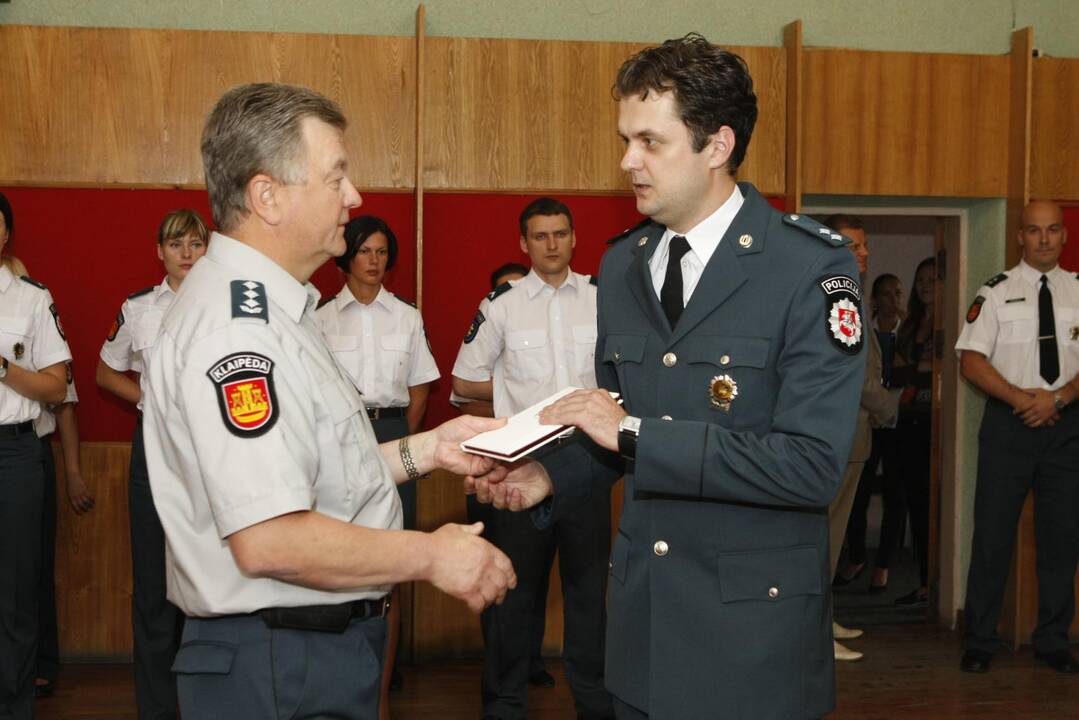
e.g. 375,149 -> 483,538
0,192 -> 72,718
315,215 -> 439,709
95,209 -> 208,720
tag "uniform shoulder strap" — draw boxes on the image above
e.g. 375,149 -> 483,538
782,213 -> 848,247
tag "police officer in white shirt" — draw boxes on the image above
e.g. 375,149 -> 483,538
316,214 -> 440,704
957,199 -> 1079,675
141,83 -> 515,720
0,191 -> 72,719
96,209 -> 209,720
453,198 -> 613,720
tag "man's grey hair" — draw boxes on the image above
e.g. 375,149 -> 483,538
201,83 -> 347,232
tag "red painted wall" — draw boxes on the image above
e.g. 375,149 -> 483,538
2,187 -> 784,438
1062,206 -> 1079,272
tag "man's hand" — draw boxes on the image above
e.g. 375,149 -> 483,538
430,414 -> 507,478
465,459 -> 554,512
537,389 -> 625,452
425,522 -> 516,613
1016,387 -> 1060,427
65,471 -> 95,514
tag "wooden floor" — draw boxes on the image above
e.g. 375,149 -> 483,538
36,624 -> 1079,719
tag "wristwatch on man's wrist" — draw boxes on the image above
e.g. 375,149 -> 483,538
0,356 -> 8,381
1054,391 -> 1068,412
617,415 -> 641,459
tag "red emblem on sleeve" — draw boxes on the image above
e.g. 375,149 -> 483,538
207,352 -> 279,437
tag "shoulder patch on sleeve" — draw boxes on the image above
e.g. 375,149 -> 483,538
207,352 -> 279,438
106,309 -> 125,342
966,295 -> 986,324
486,282 -> 514,303
464,310 -> 486,344
984,272 -> 1008,288
393,293 -> 417,308
588,274 -> 598,287
783,214 -> 848,247
49,303 -> 66,340
607,218 -> 652,245
19,275 -> 47,290
818,274 -> 863,355
127,286 -> 155,300
230,280 -> 269,323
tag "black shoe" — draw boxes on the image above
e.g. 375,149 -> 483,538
960,649 -> 992,673
894,588 -> 927,605
528,669 -> 556,688
832,563 -> 866,587
389,665 -> 403,691
867,582 -> 888,595
1034,649 -> 1079,673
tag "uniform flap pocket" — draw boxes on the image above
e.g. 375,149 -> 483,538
321,376 -> 363,423
998,304 -> 1036,322
506,328 -> 548,351
132,323 -> 160,351
379,333 -> 410,352
687,336 -> 770,368
717,545 -> 821,603
602,334 -> 647,364
325,333 -> 359,352
610,531 -> 630,584
0,316 -> 31,336
171,640 -> 237,675
572,324 -> 598,344
1057,307 -> 1078,323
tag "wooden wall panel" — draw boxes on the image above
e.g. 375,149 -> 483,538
0,25 -> 414,189
803,49 -> 1009,197
53,443 -> 133,660
1031,57 -> 1079,201
423,38 -> 785,195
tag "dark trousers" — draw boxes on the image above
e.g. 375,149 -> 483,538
898,419 -> 931,586
174,613 -> 386,720
846,428 -> 907,569
369,417 -> 413,530
36,436 -> 59,683
480,483 -> 613,720
0,431 -> 44,720
129,421 -> 183,720
964,399 -> 1079,655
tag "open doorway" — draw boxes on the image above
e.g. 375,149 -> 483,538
805,207 -> 967,629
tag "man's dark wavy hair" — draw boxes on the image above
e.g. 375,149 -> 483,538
613,33 -> 758,175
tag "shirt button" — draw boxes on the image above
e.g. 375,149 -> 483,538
662,352 -> 677,368
661,415 -> 673,421
653,540 -> 669,557
720,355 -> 730,366
768,586 -> 780,599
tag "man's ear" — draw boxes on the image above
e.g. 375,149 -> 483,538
246,174 -> 283,226
708,126 -> 736,170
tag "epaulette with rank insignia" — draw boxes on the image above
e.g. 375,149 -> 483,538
393,293 -> 417,308
607,218 -> 652,245
127,286 -> 155,300
783,214 -> 848,247
19,275 -> 47,290
486,281 -> 514,303
315,295 -> 334,310
984,272 -> 1008,288
230,280 -> 269,323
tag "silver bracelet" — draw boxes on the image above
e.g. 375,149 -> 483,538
399,435 -> 423,482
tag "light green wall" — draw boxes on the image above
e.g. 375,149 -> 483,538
2,0 -> 1077,58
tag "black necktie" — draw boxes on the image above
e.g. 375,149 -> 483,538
1039,275 -> 1060,384
661,235 -> 691,329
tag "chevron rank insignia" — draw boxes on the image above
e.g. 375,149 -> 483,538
231,280 -> 268,323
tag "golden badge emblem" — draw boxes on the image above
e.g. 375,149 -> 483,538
638,236 -> 649,247
13,342 -> 24,360
709,374 -> 738,412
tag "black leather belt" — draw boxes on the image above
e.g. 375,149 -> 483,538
259,596 -> 390,633
366,407 -> 406,420
0,421 -> 34,437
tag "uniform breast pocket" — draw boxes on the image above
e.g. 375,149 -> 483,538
997,304 -> 1037,344
317,374 -> 368,504
505,329 -> 552,381
0,316 -> 32,368
379,333 -> 412,386
602,334 -> 647,406
325,333 -> 363,386
686,336 -> 770,421
572,324 -> 598,384
1057,307 -> 1079,358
